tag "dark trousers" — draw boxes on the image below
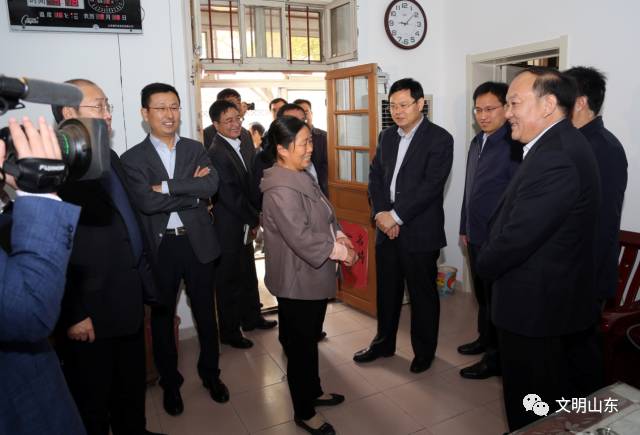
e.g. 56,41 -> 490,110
468,243 -> 499,365
216,244 -> 261,341
277,297 -> 327,420
372,238 -> 440,359
152,234 -> 219,390
498,326 -> 604,431
61,328 -> 146,435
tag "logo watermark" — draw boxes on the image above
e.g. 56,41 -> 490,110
523,394 -> 619,416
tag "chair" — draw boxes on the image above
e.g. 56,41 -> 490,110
602,230 -> 640,387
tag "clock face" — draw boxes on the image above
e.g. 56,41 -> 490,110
384,0 -> 427,49
88,0 -> 126,14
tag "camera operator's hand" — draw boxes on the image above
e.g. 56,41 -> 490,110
0,116 -> 62,191
67,317 -> 96,343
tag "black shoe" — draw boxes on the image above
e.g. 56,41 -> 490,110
313,393 -> 345,407
203,377 -> 230,403
162,388 -> 184,416
294,418 -> 336,435
144,431 -> 168,435
243,317 -> 278,331
353,347 -> 394,363
459,359 -> 501,379
457,338 -> 486,355
317,331 -> 327,342
221,336 -> 254,349
410,356 -> 433,373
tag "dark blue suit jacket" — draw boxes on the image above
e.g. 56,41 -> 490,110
369,118 -> 453,252
0,196 -> 85,435
580,117 -> 628,299
459,123 -> 522,245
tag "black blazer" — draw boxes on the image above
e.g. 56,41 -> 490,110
368,118 -> 453,252
310,127 -> 329,197
477,119 -> 602,337
580,116 -> 628,299
208,133 -> 259,253
58,151 -> 157,338
121,135 -> 220,264
459,123 -> 522,245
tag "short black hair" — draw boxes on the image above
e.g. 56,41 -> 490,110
389,78 -> 424,101
269,97 -> 287,111
276,103 -> 305,119
51,78 -> 97,123
217,88 -> 241,101
473,81 -> 508,105
140,83 -> 180,108
292,98 -> 311,108
209,99 -> 238,123
264,116 -> 309,163
563,66 -> 607,114
515,67 -> 577,116
249,122 -> 265,136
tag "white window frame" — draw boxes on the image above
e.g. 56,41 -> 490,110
322,0 -> 357,65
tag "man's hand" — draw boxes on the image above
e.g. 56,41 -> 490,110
375,211 -> 398,233
67,317 -> 96,343
193,165 -> 210,178
385,225 -> 400,240
151,184 -> 162,193
0,116 -> 61,191
459,234 -> 468,248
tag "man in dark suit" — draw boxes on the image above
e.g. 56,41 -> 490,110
208,99 -> 273,348
203,88 -> 251,151
53,79 -> 164,435
477,68 -> 603,431
353,78 -> 453,374
457,82 -> 521,380
121,83 -> 228,416
293,99 -> 329,197
0,116 -> 85,435
564,66 -> 628,304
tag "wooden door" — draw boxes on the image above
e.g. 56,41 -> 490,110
326,63 -> 378,315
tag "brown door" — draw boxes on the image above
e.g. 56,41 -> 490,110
326,63 -> 379,315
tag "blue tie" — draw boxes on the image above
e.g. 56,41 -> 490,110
102,167 -> 144,264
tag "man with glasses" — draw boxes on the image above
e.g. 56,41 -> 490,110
208,99 -> 266,349
121,83 -> 229,416
457,81 -> 521,380
354,78 -> 453,374
203,88 -> 253,152
52,79 -> 165,435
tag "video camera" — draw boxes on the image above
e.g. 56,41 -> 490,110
0,75 -> 110,193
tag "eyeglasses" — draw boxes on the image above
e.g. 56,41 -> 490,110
473,105 -> 503,115
389,100 -> 417,112
219,116 -> 244,126
79,103 -> 114,114
148,106 -> 181,114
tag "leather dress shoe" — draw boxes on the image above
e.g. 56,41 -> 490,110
317,331 -> 327,342
162,388 -> 184,416
313,393 -> 345,407
243,317 -> 277,331
294,418 -> 336,435
353,347 -> 394,363
459,359 -> 501,379
457,338 -> 486,355
221,336 -> 254,349
410,357 -> 433,373
203,377 -> 230,403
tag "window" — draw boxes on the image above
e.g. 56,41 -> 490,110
287,6 -> 321,63
200,1 -> 241,62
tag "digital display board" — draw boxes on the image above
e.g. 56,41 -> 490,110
7,0 -> 143,33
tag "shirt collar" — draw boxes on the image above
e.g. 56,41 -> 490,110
218,132 -> 242,151
149,133 -> 180,151
522,119 -> 562,159
397,115 -> 424,141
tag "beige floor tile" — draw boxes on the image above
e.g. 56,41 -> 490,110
483,398 -> 508,421
231,382 -> 294,433
251,420 -> 309,435
323,329 -> 377,361
428,407 -> 508,435
221,352 -> 286,394
317,362 -> 378,403
433,367 -> 503,406
322,393 -> 423,435
323,310 -> 368,338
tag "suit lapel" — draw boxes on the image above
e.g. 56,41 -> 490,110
399,119 -> 429,172
216,135 -> 251,193
384,133 -> 401,188
143,136 -> 170,180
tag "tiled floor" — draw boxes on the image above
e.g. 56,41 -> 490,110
145,292 -> 509,435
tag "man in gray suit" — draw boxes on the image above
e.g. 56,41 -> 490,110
121,83 -> 228,417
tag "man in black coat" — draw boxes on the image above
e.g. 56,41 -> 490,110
477,68 -> 603,431
121,83 -> 228,417
293,98 -> 329,197
457,82 -> 522,380
564,66 -> 628,304
353,78 -> 453,374
54,79 -> 164,435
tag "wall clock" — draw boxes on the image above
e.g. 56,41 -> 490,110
384,0 -> 428,50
